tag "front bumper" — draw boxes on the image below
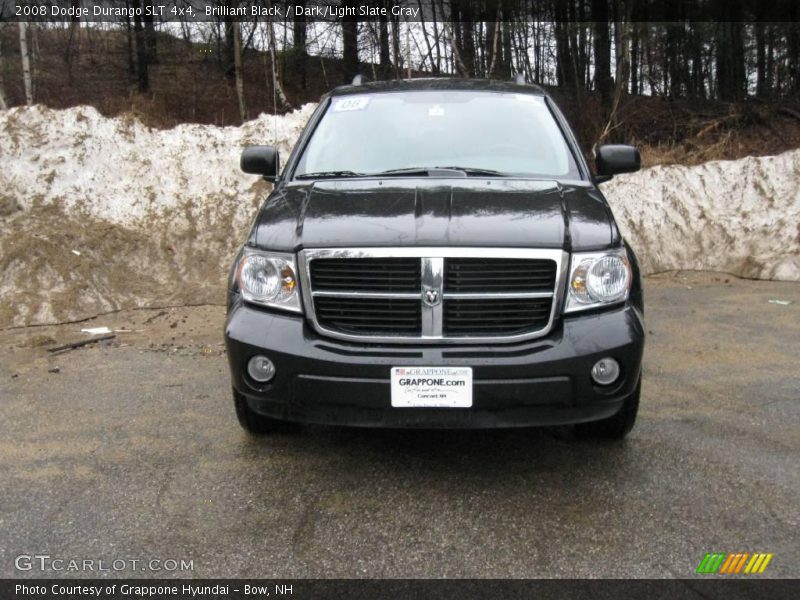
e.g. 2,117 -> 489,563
224,300 -> 645,429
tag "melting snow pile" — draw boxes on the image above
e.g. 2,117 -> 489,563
0,104 -> 315,327
604,154 -> 800,281
1,104 -> 798,327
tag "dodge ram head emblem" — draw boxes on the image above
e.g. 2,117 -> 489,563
423,288 -> 440,306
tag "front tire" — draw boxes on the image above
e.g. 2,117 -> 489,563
232,388 -> 295,435
575,377 -> 641,440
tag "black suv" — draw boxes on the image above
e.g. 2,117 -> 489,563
225,78 -> 644,439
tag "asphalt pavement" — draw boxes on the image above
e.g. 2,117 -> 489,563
1,272 -> 798,578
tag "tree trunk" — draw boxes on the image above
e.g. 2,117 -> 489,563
486,20 -> 500,78
19,22 -> 34,105
614,20 -> 629,100
787,11 -> 800,94
765,25 -> 775,93
460,5 -> 476,77
143,11 -> 157,63
554,1 -> 572,89
418,3 -> 437,75
223,17 -> 235,82
500,16 -> 513,80
131,0 -> 149,92
378,12 -> 391,78
65,0 -> 81,82
0,30 -> 8,110
714,0 -> 746,101
124,11 -> 135,75
341,5 -> 359,83
755,22 -> 767,97
292,1 -> 307,89
391,14 -> 401,78
431,1 -> 443,74
665,23 -> 681,97
688,23 -> 704,98
630,24 -> 639,95
233,20 -> 246,122
592,0 -> 612,103
268,20 -> 292,110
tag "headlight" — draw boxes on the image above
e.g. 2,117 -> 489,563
565,249 -> 631,313
235,249 -> 302,313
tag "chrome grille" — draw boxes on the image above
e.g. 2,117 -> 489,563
299,248 -> 568,344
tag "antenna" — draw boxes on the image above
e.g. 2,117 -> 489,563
352,74 -> 366,85
513,73 -> 526,85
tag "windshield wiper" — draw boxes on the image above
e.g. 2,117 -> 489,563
295,170 -> 367,179
370,167 -> 442,176
370,166 -> 512,177
434,166 -> 512,177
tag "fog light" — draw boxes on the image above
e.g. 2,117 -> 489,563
247,355 -> 275,383
591,358 -> 620,386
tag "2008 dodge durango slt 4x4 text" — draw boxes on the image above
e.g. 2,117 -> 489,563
225,78 -> 645,439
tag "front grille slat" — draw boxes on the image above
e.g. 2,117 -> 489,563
310,258 -> 421,292
445,257 -> 557,293
314,296 -> 421,335
306,252 -> 559,341
444,298 -> 553,336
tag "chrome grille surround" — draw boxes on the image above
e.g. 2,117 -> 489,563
298,248 -> 569,344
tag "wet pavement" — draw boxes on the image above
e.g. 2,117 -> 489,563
1,273 -> 798,578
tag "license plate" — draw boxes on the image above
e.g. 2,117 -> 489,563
390,367 -> 473,408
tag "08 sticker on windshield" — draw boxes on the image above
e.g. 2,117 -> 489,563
333,96 -> 370,112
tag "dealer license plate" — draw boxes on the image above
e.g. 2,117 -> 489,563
390,367 -> 473,408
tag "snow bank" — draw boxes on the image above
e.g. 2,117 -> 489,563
0,104 -> 315,326
1,104 -> 798,327
604,154 -> 800,281
0,103 -> 316,224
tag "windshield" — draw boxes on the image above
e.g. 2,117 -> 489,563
293,90 -> 581,179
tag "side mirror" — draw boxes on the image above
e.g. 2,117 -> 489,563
241,146 -> 280,182
594,144 -> 641,183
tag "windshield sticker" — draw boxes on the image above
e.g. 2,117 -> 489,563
428,105 -> 445,117
333,96 -> 370,112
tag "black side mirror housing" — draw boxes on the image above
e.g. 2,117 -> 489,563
594,144 -> 641,183
241,146 -> 280,182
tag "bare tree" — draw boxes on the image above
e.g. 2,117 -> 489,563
0,27 -> 8,110
378,11 -> 392,77
131,0 -> 149,92
341,2 -> 359,82
593,0 -> 613,103
0,36 -> 8,110
292,0 -> 308,89
233,20 -> 246,122
19,22 -> 34,105
267,21 -> 292,110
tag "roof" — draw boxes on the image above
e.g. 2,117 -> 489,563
328,77 -> 547,97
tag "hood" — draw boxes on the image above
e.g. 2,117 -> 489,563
252,179 -> 617,251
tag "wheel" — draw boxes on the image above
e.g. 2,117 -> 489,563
232,388 -> 296,435
575,377 -> 641,440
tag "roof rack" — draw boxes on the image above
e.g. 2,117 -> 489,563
352,74 -> 367,86
512,73 -> 526,85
